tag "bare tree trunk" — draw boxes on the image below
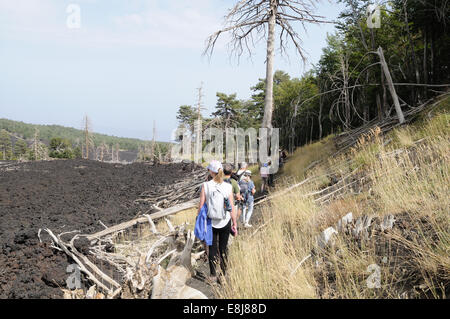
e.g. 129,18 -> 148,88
290,100 -> 298,154
262,0 -> 277,130
403,1 -> 421,85
318,94 -> 323,139
423,27 -> 428,99
151,120 -> 156,161
115,144 -> 120,162
83,115 -> 92,160
430,30 -> 434,83
195,84 -> 203,164
376,93 -> 382,120
34,128 -> 38,160
382,73 -> 387,119
340,54 -> 351,129
377,47 -> 405,124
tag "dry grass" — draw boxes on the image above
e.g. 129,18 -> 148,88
170,207 -> 197,231
216,105 -> 449,299
282,135 -> 336,181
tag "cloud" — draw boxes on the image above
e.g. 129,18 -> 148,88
108,1 -> 223,49
0,0 -> 225,50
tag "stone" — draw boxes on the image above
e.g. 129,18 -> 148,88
317,227 -> 338,249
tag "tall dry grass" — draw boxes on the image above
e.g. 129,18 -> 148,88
215,105 -> 449,299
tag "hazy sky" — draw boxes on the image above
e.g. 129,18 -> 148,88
0,0 -> 345,142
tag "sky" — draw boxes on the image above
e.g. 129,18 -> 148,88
0,0 -> 346,142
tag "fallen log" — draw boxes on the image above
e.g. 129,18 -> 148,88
254,177 -> 312,206
86,198 -> 199,241
43,229 -> 120,297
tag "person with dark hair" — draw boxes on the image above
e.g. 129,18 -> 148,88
198,160 -> 237,283
260,161 -> 269,193
223,163 -> 241,205
224,163 -> 243,226
239,170 -> 256,228
235,162 -> 248,181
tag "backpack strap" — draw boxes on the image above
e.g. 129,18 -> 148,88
203,182 -> 210,200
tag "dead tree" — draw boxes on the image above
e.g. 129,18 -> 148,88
377,47 -> 405,124
83,115 -> 94,159
33,128 -> 39,160
96,141 -> 108,162
114,143 -> 120,162
151,121 -> 164,164
151,121 -> 156,161
31,128 -> 48,160
204,0 -> 326,129
194,83 -> 205,164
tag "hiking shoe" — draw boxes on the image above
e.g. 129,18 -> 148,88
244,223 -> 252,228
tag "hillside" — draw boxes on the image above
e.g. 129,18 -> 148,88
0,118 -> 168,153
214,96 -> 449,299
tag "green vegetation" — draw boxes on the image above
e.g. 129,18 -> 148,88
0,118 -> 168,152
13,139 -> 28,158
48,137 -> 75,159
0,129 -> 13,160
176,1 -> 449,155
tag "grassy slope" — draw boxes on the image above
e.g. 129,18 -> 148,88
215,96 -> 449,299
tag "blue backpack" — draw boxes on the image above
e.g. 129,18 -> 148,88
194,203 -> 212,245
239,180 -> 250,202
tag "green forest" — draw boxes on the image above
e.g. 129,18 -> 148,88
0,118 -> 169,161
176,0 -> 449,152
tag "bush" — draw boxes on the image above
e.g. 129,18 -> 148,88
49,137 -> 74,159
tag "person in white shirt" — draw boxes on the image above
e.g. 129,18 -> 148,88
198,160 -> 237,283
236,161 -> 248,181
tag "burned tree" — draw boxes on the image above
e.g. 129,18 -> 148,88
83,115 -> 94,159
204,0 -> 326,129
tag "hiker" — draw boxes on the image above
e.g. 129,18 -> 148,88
279,149 -> 287,169
267,160 -> 274,187
235,162 -> 248,181
223,163 -> 242,213
198,160 -> 238,283
239,170 -> 256,228
260,162 -> 269,193
232,162 -> 247,224
227,164 -> 245,225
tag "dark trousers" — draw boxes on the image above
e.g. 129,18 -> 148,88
268,173 -> 274,186
208,220 -> 231,276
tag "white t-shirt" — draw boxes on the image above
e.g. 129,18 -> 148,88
204,180 -> 232,229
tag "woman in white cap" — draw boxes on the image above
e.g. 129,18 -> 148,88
198,160 -> 237,283
236,162 -> 248,181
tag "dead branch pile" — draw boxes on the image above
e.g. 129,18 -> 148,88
43,211 -> 207,299
134,169 -> 205,210
333,94 -> 446,155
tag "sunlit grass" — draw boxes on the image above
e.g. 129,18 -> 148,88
217,102 -> 450,299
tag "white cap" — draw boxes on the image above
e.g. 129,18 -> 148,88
244,170 -> 252,176
207,160 -> 223,173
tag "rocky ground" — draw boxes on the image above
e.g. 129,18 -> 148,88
0,159 -> 204,298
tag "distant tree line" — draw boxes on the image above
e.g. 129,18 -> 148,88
0,118 -> 170,161
0,118 -> 169,153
